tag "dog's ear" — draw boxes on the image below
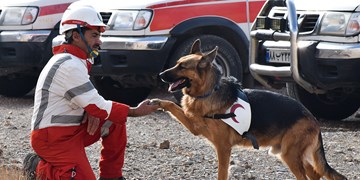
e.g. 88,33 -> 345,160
190,39 -> 201,54
199,46 -> 218,68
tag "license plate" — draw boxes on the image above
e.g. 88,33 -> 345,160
266,48 -> 290,63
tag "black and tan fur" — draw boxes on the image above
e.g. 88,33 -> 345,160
152,39 -> 346,180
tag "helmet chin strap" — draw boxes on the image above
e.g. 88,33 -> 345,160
76,25 -> 99,59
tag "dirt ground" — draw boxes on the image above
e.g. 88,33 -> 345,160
0,88 -> 359,179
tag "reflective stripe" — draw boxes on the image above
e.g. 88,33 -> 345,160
102,120 -> 113,128
101,120 -> 113,137
33,56 -> 71,130
64,81 -> 95,101
51,115 -> 83,124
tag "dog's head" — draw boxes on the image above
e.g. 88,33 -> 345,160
160,39 -> 218,96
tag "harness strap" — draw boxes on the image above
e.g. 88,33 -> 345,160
204,114 -> 260,149
204,112 -> 235,119
243,132 -> 259,150
76,25 -> 99,58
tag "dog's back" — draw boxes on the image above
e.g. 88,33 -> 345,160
211,77 -> 313,135
244,89 -> 313,135
243,88 -> 346,180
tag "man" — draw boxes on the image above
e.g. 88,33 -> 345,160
23,5 -> 159,180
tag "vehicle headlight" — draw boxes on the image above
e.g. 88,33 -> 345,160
109,10 -> 152,30
1,7 -> 39,25
319,12 -> 360,36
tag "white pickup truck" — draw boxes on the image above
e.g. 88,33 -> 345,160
0,0 -> 77,97
1,0 -> 266,106
250,0 -> 360,120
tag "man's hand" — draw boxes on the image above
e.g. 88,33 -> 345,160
128,99 -> 160,117
82,112 -> 100,135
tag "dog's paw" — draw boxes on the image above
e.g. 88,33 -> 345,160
148,99 -> 161,105
149,98 -> 174,110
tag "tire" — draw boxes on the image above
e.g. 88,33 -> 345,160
91,76 -> 152,107
168,35 -> 243,102
0,76 -> 37,97
286,83 -> 360,120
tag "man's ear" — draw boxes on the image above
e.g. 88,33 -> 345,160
72,31 -> 81,42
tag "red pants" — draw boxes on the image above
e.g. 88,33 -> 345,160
31,120 -> 127,179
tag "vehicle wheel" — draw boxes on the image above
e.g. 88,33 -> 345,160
286,83 -> 360,120
0,76 -> 37,97
91,76 -> 152,106
168,35 -> 242,102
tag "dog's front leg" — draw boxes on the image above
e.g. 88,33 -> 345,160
150,99 -> 198,135
215,145 -> 231,180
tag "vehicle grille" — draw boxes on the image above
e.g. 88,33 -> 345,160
100,12 -> 112,24
299,14 -> 319,32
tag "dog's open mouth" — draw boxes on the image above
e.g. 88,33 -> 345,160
168,78 -> 190,92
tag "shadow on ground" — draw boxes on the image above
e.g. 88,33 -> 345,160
319,114 -> 360,132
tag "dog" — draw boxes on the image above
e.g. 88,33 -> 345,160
151,39 -> 347,180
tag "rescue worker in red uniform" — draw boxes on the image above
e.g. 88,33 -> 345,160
23,4 -> 159,180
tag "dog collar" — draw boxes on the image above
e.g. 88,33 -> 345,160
195,84 -> 219,99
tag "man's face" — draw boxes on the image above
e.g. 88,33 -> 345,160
73,28 -> 102,57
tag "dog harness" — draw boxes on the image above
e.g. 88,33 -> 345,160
205,89 -> 259,149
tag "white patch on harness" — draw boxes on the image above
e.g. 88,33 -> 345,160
222,97 -> 251,135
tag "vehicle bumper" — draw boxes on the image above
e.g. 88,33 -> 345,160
92,36 -> 174,76
0,30 -> 50,43
251,40 -> 360,90
0,30 -> 53,72
301,42 -> 360,89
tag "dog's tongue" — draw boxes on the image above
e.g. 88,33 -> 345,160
168,80 -> 183,91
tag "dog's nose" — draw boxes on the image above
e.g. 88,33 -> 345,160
159,71 -> 167,82
159,70 -> 174,83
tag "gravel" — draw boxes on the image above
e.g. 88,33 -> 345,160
0,88 -> 359,179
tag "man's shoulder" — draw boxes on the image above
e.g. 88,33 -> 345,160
43,53 -> 88,76
51,53 -> 87,73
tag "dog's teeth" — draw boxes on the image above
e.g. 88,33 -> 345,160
168,84 -> 173,92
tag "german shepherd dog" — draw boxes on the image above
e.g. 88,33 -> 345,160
151,39 -> 347,180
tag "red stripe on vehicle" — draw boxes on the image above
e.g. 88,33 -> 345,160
150,1 -> 265,31
249,1 -> 265,22
38,3 -> 72,17
148,0 -> 222,9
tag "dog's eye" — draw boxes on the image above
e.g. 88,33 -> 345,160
178,64 -> 186,69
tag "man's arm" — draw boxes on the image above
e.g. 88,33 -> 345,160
128,99 -> 160,117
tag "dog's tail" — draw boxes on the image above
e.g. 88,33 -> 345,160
313,133 -> 347,180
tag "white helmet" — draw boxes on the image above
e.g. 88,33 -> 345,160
60,4 -> 107,34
